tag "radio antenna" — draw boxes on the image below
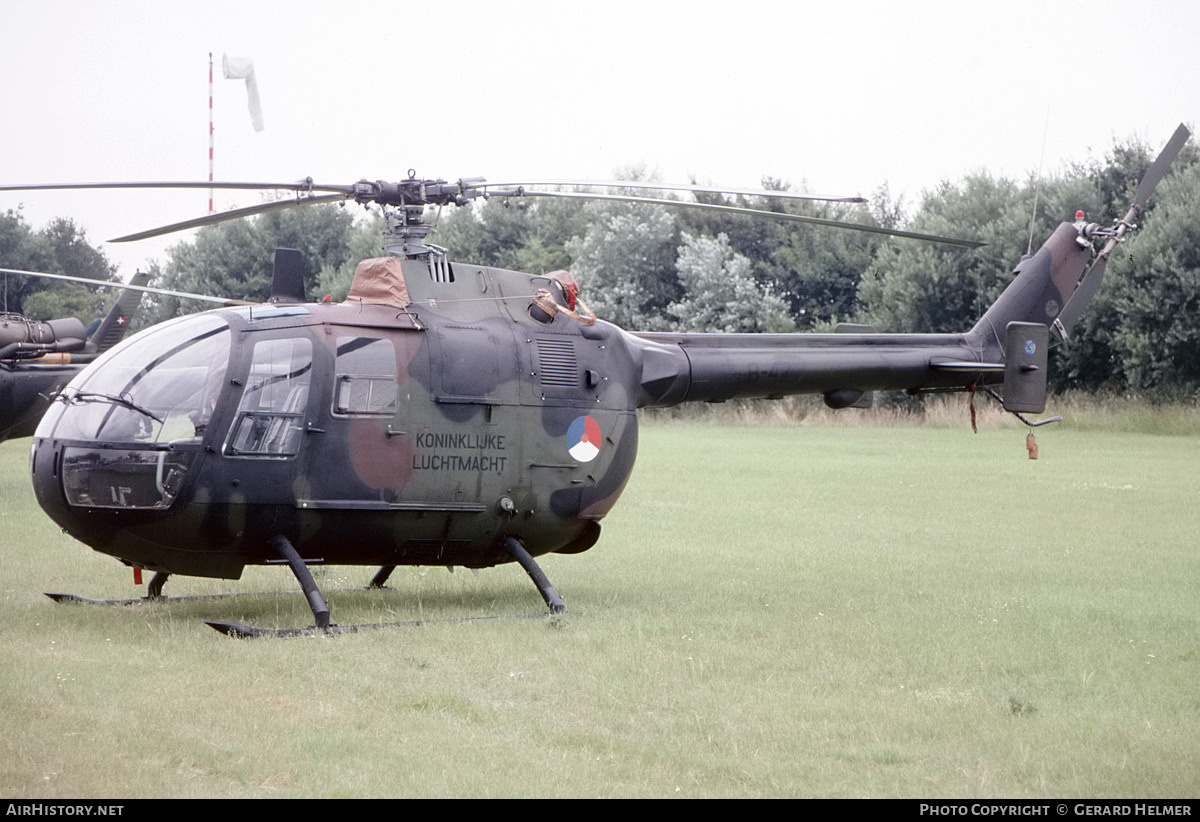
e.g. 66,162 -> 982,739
1026,109 -> 1051,255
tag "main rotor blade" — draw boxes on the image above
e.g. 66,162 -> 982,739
509,190 -> 985,248
1,177 -> 865,205
0,268 -> 250,306
1,173 -> 976,246
109,193 -> 348,243
0,179 -> 353,195
0,178 -> 356,243
483,180 -> 867,204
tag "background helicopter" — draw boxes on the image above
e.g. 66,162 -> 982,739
1,271 -> 151,443
0,266 -> 257,444
3,123 -> 1190,636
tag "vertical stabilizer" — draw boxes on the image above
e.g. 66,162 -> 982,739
88,270 -> 151,353
269,248 -> 306,303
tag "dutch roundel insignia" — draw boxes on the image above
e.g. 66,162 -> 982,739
567,415 -> 602,462
1024,340 -> 1036,356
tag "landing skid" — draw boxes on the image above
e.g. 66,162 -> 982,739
45,590 -> 248,606
46,535 -> 568,636
205,613 -> 547,639
46,570 -> 177,605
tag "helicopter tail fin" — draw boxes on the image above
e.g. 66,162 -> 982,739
269,248 -> 306,303
87,270 -> 151,353
964,123 -> 1191,413
942,221 -> 1092,414
971,222 -> 1094,354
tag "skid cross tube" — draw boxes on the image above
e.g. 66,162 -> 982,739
503,537 -> 566,613
272,535 -> 331,631
147,572 -> 170,599
368,565 -> 397,589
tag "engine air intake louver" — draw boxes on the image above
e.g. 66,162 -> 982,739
536,338 -> 578,387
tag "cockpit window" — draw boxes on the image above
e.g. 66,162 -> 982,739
50,314 -> 231,444
225,337 -> 313,456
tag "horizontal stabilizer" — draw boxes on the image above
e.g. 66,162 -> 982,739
930,360 -> 1005,373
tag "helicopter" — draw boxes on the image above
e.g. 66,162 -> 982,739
3,123 -> 1190,636
1,270 -> 151,443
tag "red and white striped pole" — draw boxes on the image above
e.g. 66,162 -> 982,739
208,52 -> 214,213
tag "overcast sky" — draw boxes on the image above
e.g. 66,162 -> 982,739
2,0 -> 1197,276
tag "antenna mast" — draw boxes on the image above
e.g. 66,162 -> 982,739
208,53 -> 214,214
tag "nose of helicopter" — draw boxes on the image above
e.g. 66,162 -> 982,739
27,311 -> 235,555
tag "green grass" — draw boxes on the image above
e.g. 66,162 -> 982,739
1,411 -> 1198,797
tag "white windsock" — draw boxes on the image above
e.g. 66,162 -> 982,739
222,54 -> 264,132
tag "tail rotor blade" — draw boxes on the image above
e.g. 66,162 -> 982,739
1053,123 -> 1191,340
1132,123 -> 1191,210
1051,254 -> 1109,341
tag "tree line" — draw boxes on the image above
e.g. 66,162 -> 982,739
4,132 -> 1197,398
0,215 -> 116,324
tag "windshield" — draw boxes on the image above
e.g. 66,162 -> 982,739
49,313 -> 232,444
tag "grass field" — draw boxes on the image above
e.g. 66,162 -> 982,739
1,407 -> 1198,798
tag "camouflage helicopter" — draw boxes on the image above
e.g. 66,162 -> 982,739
2,123 -> 1189,636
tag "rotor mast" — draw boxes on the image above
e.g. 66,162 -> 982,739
358,175 -> 488,259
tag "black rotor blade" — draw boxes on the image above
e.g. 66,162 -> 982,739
1053,123 -> 1191,339
1132,123 -> 1191,210
483,179 -> 867,204
1050,254 -> 1109,342
0,178 -> 356,243
1,173 -> 979,246
509,190 -> 984,248
109,193 -> 348,243
0,267 -> 250,305
0,179 -> 353,195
